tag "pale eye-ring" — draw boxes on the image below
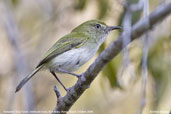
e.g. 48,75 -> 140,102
95,24 -> 101,29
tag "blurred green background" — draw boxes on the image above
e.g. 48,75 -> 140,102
0,0 -> 170,114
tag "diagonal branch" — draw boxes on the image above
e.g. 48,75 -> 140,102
53,3 -> 171,114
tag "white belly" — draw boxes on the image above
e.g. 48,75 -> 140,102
48,47 -> 97,72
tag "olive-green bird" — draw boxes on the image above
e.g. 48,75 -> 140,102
15,20 -> 121,92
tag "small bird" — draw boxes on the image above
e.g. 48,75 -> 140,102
15,20 -> 121,92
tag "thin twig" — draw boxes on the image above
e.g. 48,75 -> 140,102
118,0 -> 133,85
53,86 -> 63,114
54,85 -> 62,99
138,0 -> 150,114
3,0 -> 35,111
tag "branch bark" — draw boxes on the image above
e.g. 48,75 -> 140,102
53,3 -> 171,114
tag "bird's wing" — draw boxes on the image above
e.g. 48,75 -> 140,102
36,32 -> 89,68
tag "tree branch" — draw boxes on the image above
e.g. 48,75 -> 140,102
53,3 -> 171,114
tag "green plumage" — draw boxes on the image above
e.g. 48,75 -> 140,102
15,20 -> 121,92
36,32 -> 89,68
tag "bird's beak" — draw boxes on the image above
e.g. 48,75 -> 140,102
107,26 -> 122,31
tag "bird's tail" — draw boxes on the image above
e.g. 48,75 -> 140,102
15,65 -> 43,93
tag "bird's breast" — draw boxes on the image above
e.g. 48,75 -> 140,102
49,47 -> 98,72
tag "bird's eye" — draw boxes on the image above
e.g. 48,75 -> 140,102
95,24 -> 101,29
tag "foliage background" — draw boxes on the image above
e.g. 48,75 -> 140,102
0,0 -> 170,114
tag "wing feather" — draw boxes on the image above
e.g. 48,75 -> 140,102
36,32 -> 88,68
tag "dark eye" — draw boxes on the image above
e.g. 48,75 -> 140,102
95,24 -> 101,29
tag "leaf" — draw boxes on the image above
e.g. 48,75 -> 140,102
148,36 -> 171,109
99,43 -> 122,88
74,0 -> 88,10
97,0 -> 109,19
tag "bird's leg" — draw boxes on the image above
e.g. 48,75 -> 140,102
57,68 -> 81,78
50,70 -> 68,91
